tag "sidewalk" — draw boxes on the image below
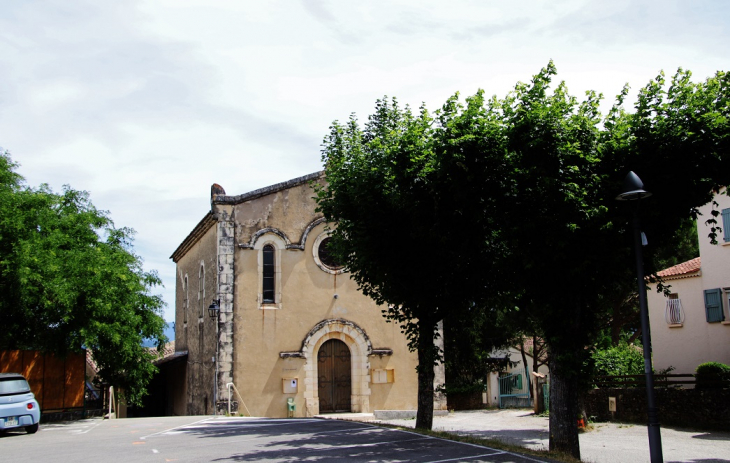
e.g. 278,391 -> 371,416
322,409 -> 730,463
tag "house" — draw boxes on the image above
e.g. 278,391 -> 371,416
647,191 -> 730,375
485,341 -> 549,408
170,172 -> 445,417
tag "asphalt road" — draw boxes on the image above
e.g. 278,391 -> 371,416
0,416 -> 552,463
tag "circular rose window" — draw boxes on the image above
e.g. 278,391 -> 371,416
318,237 -> 340,269
313,233 -> 345,274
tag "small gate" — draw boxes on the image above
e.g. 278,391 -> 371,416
498,368 -> 531,408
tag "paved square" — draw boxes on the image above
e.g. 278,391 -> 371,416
0,416 -> 551,462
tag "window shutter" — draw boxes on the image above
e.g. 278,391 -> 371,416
704,288 -> 724,323
722,208 -> 730,242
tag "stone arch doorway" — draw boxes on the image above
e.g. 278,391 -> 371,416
317,339 -> 352,413
296,319 -> 373,416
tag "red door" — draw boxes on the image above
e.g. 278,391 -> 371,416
317,339 -> 351,413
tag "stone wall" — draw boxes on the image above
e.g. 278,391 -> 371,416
584,388 -> 730,431
446,391 -> 485,411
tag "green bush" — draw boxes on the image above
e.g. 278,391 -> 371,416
592,343 -> 645,377
695,362 -> 730,390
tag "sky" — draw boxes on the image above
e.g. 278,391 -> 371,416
1,0 -> 728,323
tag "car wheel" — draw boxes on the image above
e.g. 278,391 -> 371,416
25,423 -> 39,434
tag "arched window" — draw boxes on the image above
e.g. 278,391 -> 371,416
198,264 -> 205,317
262,244 -> 275,303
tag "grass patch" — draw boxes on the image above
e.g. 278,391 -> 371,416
373,422 -> 582,463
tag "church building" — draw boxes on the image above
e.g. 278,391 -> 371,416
170,172 -> 445,417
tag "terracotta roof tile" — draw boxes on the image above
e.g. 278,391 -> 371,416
149,341 -> 176,359
656,257 -> 701,279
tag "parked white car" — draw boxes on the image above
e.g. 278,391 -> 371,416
0,373 -> 40,434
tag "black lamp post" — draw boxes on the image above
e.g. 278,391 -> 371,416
616,171 -> 663,463
208,299 -> 220,415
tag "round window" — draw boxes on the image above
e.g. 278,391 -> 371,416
317,237 -> 342,270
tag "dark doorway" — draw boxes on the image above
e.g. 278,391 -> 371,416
317,339 -> 351,413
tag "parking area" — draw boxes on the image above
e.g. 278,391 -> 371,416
0,416 -> 552,463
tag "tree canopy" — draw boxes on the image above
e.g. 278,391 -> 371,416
0,150 -> 167,405
316,62 -> 729,458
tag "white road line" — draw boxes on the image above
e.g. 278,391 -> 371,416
212,418 -> 321,423
386,427 -> 549,463
152,449 -> 159,454
424,452 -> 506,463
310,426 -> 375,435
139,417 -> 212,440
72,421 -> 103,434
178,421 -> 326,431
292,436 -> 432,453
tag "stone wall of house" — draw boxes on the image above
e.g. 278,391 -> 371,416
174,222 -> 218,416
584,388 -> 730,431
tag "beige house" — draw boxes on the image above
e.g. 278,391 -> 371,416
171,172 -> 445,417
647,191 -> 730,375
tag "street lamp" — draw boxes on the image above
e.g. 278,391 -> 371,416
208,299 -> 220,415
208,299 -> 220,319
616,171 -> 663,463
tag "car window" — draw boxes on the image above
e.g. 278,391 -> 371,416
0,378 -> 31,395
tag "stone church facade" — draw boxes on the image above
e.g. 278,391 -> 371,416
171,172 -> 445,417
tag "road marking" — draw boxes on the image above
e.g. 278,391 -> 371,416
387,427 -> 550,463
152,449 -> 159,454
179,421 -> 323,431
140,417 -> 212,440
425,452 -> 505,463
73,421 -> 103,434
132,441 -> 146,445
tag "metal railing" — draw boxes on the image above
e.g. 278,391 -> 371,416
665,299 -> 685,325
498,368 -> 531,408
593,373 -> 730,388
226,382 -> 252,417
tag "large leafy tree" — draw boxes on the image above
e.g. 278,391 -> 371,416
317,63 -> 729,458
431,64 -> 728,458
315,99 -> 514,429
0,150 -> 167,405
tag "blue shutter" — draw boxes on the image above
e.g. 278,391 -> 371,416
722,209 -> 730,242
704,288 -> 724,323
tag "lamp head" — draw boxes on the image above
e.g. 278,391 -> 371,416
208,299 -> 220,319
616,171 -> 652,201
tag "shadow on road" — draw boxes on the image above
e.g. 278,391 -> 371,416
179,419 -> 544,463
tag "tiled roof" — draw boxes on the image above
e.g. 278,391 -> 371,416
86,349 -> 98,373
656,257 -> 701,279
149,341 -> 176,359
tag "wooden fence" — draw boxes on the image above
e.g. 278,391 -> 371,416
0,350 -> 86,411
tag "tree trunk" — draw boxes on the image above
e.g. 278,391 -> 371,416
548,345 -> 581,460
415,319 -> 435,430
519,339 -> 531,403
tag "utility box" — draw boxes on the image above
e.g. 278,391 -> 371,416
608,396 -> 617,412
371,368 -> 395,384
283,378 -> 298,394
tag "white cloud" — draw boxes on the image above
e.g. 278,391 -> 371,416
1,0 -> 728,321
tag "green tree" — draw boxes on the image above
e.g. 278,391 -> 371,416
315,99 -> 515,429
442,305 -> 522,398
317,63 -> 729,457
434,64 -> 728,458
0,150 -> 167,406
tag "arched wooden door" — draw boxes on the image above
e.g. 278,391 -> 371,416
317,339 -> 351,413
